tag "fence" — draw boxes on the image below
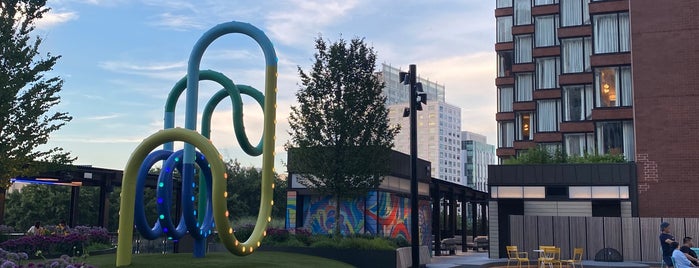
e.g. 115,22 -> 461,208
509,215 -> 699,262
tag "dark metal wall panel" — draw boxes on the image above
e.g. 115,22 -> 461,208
489,163 -> 636,186
586,217 -> 604,260
538,216 -> 554,246
640,217 -> 662,262
603,217 -> 622,253
622,217 -> 641,261
510,215 -> 524,248
524,216 -> 539,253
553,216 -> 571,260
569,217 -> 588,259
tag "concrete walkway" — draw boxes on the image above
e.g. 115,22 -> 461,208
427,251 -> 660,268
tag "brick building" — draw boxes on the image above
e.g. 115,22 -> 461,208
493,0 -> 699,219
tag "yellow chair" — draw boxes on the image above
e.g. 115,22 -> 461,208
562,248 -> 584,268
541,247 -> 562,268
507,246 -> 530,268
538,246 -> 556,267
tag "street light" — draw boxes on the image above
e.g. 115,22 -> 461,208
400,64 -> 426,268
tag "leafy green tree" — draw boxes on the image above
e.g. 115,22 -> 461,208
0,0 -> 74,223
225,160 -> 287,220
287,37 -> 399,235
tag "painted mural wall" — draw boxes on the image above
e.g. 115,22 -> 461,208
286,191 -> 431,246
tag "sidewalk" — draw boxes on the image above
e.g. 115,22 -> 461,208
427,251 -> 660,268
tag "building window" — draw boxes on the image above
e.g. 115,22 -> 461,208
537,99 -> 561,132
561,37 -> 591,73
514,0 -> 532,25
534,0 -> 559,5
498,121 -> 515,148
498,87 -> 514,112
515,73 -> 534,101
516,112 -> 534,141
561,0 -> 590,27
535,57 -> 560,89
514,34 -> 533,63
596,121 -> 634,161
498,51 -> 513,77
563,85 -> 593,121
564,133 -> 595,157
497,0 -> 513,8
535,15 -> 559,47
497,16 -> 514,43
595,66 -> 632,107
593,13 -> 630,54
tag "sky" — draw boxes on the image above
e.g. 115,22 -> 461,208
34,0 -> 497,173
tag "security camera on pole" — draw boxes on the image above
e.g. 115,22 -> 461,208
400,64 -> 426,268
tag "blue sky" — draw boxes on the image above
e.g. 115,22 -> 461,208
36,0 -> 497,172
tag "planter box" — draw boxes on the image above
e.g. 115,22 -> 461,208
259,246 -> 396,268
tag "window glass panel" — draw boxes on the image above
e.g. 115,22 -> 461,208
516,73 -> 533,101
536,57 -> 559,89
534,0 -> 558,5
569,186 -> 592,199
498,51 -> 514,77
595,67 -> 619,107
514,35 -> 533,63
623,121 -> 634,161
498,187 -> 524,198
564,133 -> 594,156
497,16 -> 514,43
563,85 -> 592,121
497,0 -> 513,8
517,112 -> 534,141
514,0 -> 532,25
593,14 -> 619,54
620,66 -> 632,106
562,38 -> 583,73
591,186 -> 621,199
498,121 -> 515,147
535,15 -> 558,47
523,187 -> 545,198
583,0 -> 590,24
584,37 -> 592,70
498,87 -> 514,112
596,121 -> 623,156
619,13 -> 630,52
537,99 -> 560,132
561,0 -> 582,26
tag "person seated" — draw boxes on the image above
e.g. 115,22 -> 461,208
26,221 -> 43,235
680,237 -> 699,266
56,219 -> 69,235
673,241 -> 696,268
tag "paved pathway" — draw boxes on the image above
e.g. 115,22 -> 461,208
427,251 -> 661,268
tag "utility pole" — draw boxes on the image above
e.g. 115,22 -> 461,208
401,64 -> 426,268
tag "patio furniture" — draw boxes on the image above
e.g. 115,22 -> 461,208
440,238 -> 458,255
540,247 -> 562,268
474,236 -> 489,251
507,245 -> 530,268
537,246 -> 556,267
562,248 -> 584,268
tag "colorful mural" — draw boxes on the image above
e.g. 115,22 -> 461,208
286,191 -> 297,229
295,191 -> 431,246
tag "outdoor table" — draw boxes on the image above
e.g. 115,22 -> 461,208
533,249 -> 554,268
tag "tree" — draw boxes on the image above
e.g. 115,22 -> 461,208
0,1 -> 73,222
287,37 -> 399,235
225,159 -> 287,220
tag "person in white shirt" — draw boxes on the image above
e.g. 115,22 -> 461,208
673,241 -> 696,268
26,221 -> 43,235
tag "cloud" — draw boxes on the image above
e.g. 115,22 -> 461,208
53,137 -> 144,143
265,0 -> 360,45
98,60 -> 186,80
35,10 -> 78,29
84,113 -> 123,120
148,12 -> 206,31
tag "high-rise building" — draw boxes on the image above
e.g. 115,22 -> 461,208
493,0 -> 699,217
388,103 -> 462,184
377,64 -> 446,105
379,63 -> 462,184
461,131 -> 496,192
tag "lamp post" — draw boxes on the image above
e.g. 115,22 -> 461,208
401,64 -> 426,268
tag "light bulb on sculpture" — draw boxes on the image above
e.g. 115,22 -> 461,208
603,84 -> 610,94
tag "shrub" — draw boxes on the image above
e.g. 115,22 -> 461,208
292,229 -> 312,246
504,146 -> 626,164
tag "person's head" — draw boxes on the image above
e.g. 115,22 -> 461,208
671,241 -> 680,249
661,222 -> 671,233
684,237 -> 694,247
34,221 -> 40,228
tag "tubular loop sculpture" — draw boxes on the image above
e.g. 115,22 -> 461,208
116,21 -> 278,267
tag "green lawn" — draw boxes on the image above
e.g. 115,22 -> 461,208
85,252 -> 355,268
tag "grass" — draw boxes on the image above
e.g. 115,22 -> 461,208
85,252 -> 354,268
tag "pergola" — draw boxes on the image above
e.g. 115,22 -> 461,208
431,178 -> 489,255
6,165 -> 159,228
